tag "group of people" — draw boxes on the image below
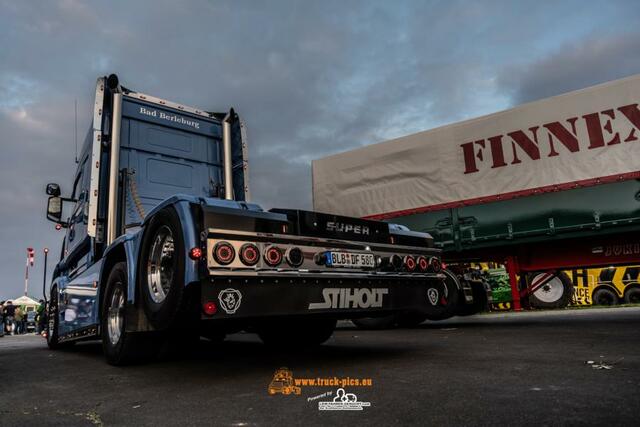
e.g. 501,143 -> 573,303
0,300 -> 47,337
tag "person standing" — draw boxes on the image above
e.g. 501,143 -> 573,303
36,300 -> 46,335
3,301 -> 15,335
14,306 -> 23,335
0,301 -> 5,337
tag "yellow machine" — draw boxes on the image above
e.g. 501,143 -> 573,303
570,265 -> 640,306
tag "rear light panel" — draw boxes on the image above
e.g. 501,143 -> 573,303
207,237 -> 441,275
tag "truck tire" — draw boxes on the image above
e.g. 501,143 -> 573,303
592,287 -> 619,306
422,269 -> 460,321
139,207 -> 186,330
101,262 -> 160,365
623,287 -> 640,304
258,318 -> 336,347
528,272 -> 573,309
351,315 -> 397,330
46,287 -> 74,350
457,279 -> 489,316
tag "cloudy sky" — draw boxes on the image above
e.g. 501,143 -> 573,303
1,0 -> 640,300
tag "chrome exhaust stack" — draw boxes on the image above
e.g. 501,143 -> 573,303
106,74 -> 122,246
222,109 -> 235,200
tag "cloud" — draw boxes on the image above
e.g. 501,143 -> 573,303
498,31 -> 640,105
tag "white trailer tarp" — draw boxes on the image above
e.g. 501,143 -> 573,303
312,74 -> 640,219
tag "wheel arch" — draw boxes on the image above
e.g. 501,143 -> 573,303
99,238 -> 138,315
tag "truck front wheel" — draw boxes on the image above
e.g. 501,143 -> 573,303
257,318 -> 336,347
101,262 -> 160,365
139,207 -> 186,330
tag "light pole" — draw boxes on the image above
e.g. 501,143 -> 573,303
25,247 -> 35,296
43,248 -> 49,301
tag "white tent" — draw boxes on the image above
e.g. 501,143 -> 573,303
10,296 -> 40,311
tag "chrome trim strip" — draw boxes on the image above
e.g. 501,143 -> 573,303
87,77 -> 105,239
207,227 -> 438,254
107,92 -> 123,245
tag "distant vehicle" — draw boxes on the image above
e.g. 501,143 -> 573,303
26,311 -> 37,333
44,74 -> 445,365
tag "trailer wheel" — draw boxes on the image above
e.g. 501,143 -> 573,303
257,318 -> 336,347
139,207 -> 186,330
102,262 -> 160,365
623,287 -> 640,304
457,279 -> 489,316
592,287 -> 619,306
422,269 -> 461,321
528,272 -> 573,309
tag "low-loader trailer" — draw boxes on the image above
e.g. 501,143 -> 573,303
44,74 -> 444,364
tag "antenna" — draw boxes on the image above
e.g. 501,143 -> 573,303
74,98 -> 79,164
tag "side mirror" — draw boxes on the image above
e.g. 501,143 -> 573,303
46,196 -> 68,228
46,183 -> 61,196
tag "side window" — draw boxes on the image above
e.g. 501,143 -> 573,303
623,267 -> 640,284
598,268 -> 616,283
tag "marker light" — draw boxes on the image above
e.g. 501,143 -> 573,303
264,245 -> 283,267
213,242 -> 235,265
189,247 -> 203,260
203,301 -> 217,316
240,243 -> 260,266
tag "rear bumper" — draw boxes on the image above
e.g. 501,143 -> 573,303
200,273 -> 446,320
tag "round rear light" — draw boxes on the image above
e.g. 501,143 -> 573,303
285,247 -> 304,267
203,301 -> 217,316
429,257 -> 442,272
404,255 -> 416,272
264,245 -> 283,267
213,242 -> 235,265
390,254 -> 403,270
417,256 -> 429,272
239,243 -> 260,266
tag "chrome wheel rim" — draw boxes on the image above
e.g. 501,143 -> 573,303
533,276 -> 564,303
147,225 -> 175,304
108,286 -> 125,345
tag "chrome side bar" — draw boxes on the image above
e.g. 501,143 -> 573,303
222,111 -> 234,200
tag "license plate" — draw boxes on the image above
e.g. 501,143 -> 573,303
326,252 -> 375,268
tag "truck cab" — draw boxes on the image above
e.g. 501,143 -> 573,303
44,74 -> 444,365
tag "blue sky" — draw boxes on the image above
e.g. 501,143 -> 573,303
1,0 -> 640,300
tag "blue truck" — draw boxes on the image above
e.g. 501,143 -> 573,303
44,74 -> 445,364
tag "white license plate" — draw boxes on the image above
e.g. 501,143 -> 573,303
326,252 -> 375,268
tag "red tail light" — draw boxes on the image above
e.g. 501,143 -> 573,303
429,257 -> 442,272
403,255 -> 416,272
264,245 -> 283,267
189,247 -> 203,260
203,301 -> 217,316
239,243 -> 260,266
213,242 -> 235,265
417,256 -> 429,272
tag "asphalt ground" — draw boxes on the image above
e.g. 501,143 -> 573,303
1,307 -> 639,426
